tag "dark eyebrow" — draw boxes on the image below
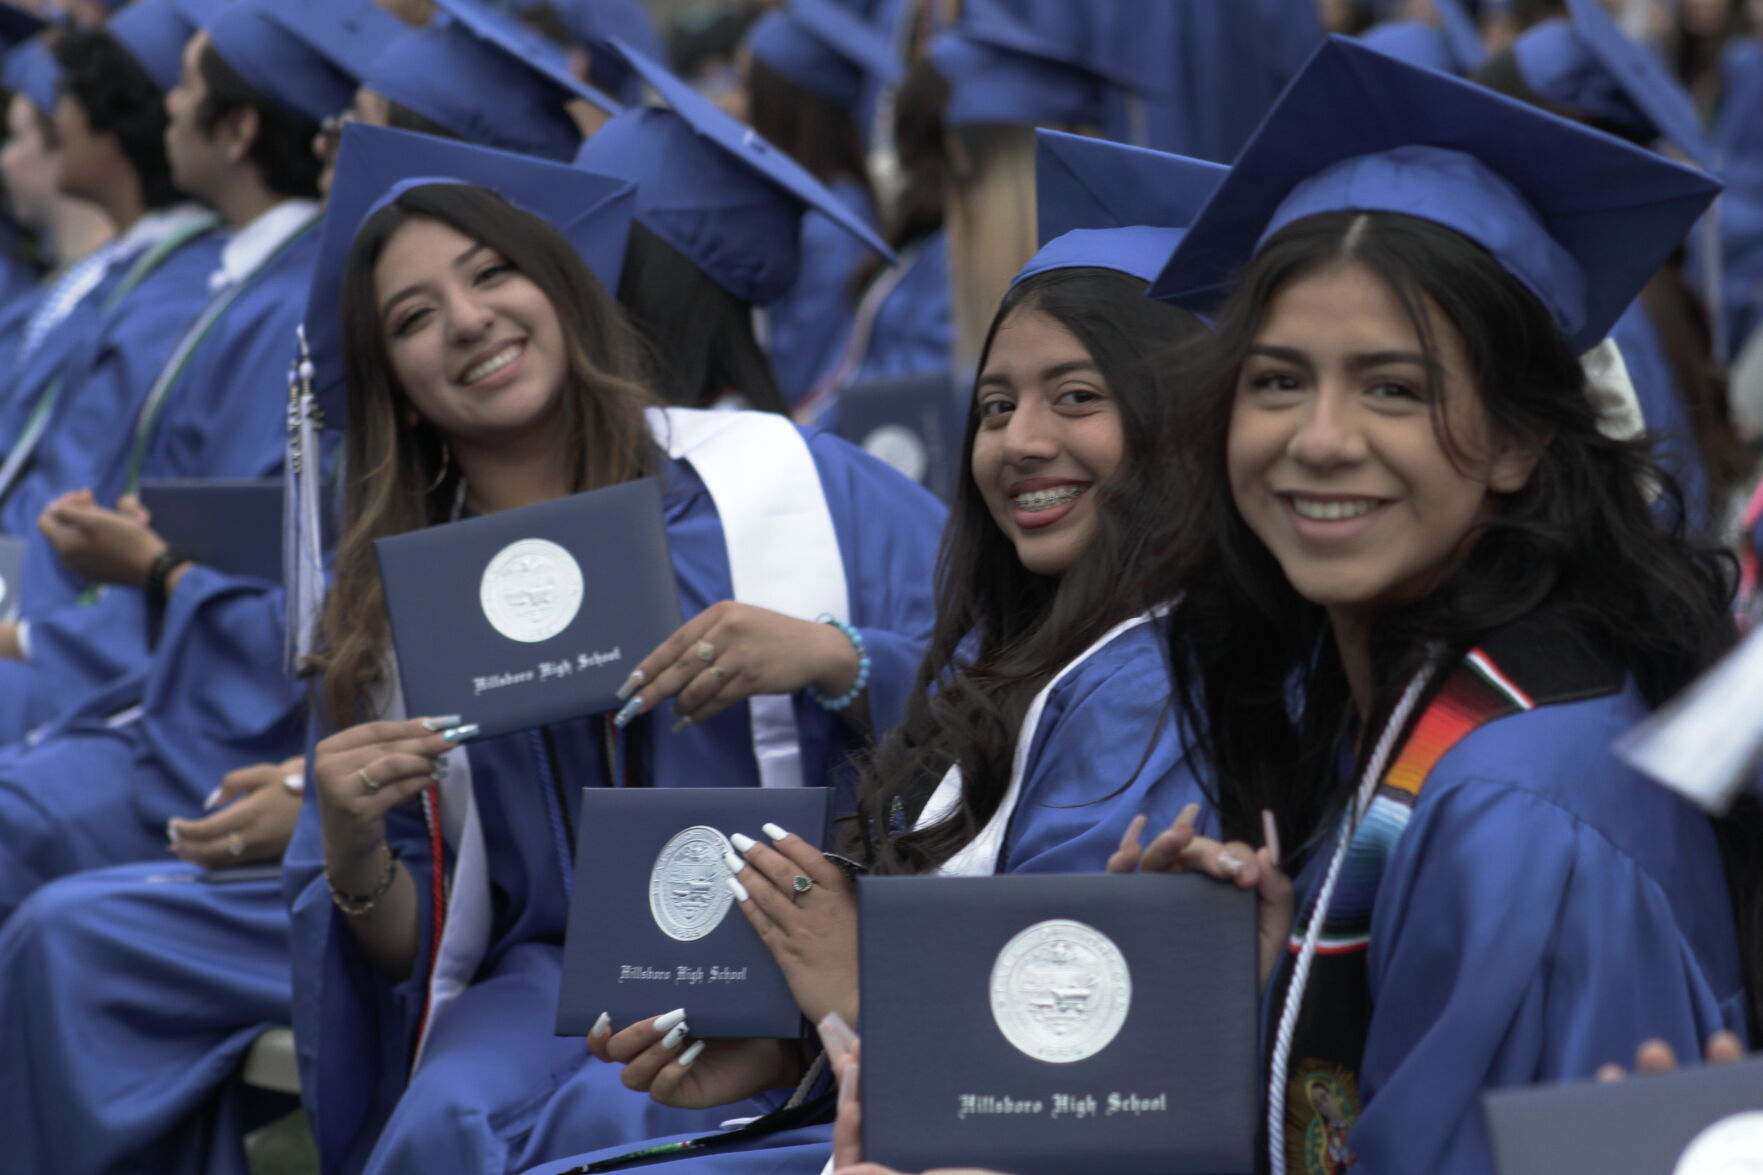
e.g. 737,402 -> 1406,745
976,358 -> 1101,390
378,242 -> 492,324
1247,344 -> 1440,375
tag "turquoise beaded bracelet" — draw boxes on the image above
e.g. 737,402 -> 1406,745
808,614 -> 870,712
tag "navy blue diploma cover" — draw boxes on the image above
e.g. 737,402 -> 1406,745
138,478 -> 337,582
556,786 -> 832,1038
1484,1054 -> 1763,1175
860,872 -> 1258,1175
0,533 -> 22,622
375,478 -> 679,738
835,371 -> 963,503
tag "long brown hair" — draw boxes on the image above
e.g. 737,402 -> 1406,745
312,183 -> 659,728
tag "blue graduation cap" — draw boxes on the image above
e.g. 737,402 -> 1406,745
205,0 -> 367,123
925,0 -> 1108,129
1359,22 -> 1459,76
3,37 -> 57,113
573,38 -> 892,307
1513,0 -> 1715,171
1015,129 -> 1226,285
747,0 -> 901,113
363,0 -> 612,163
105,0 -> 219,93
1149,36 -> 1721,355
1433,0 -> 1487,72
538,0 -> 663,99
306,122 -> 637,421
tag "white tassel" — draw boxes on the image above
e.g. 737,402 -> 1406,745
1616,626 -> 1763,815
1582,336 -> 1645,444
283,324 -> 327,669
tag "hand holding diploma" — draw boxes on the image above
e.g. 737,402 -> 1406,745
1107,802 -> 1293,988
585,1008 -> 801,1110
724,820 -> 859,1026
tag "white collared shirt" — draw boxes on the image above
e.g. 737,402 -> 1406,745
208,198 -> 321,293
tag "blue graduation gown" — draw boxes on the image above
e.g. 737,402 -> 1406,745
285,433 -> 944,1175
522,618 -> 1211,1175
766,177 -> 879,408
1274,668 -> 1744,1173
0,861 -> 291,1175
849,230 -> 953,388
0,221 -> 317,740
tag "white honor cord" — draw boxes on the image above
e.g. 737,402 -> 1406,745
1265,657 -> 1438,1175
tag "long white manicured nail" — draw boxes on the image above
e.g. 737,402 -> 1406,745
166,818 -> 181,844
721,849 -> 744,874
421,715 -> 463,731
653,1008 -> 686,1033
439,723 -> 479,742
727,876 -> 750,902
615,670 -> 644,702
612,697 -> 643,729
678,1040 -> 706,1068
762,822 -> 788,841
662,1022 -> 688,1050
590,1011 -> 610,1042
202,787 -> 223,810
1216,852 -> 1244,876
1261,809 -> 1281,868
729,832 -> 757,854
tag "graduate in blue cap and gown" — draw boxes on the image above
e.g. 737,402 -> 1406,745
1359,0 -> 1487,74
576,38 -> 893,415
1126,36 -> 1752,1175
360,0 -> 616,161
743,0 -> 895,406
281,121 -> 943,1175
524,0 -> 665,106
0,0 -> 390,738
1474,0 -> 1742,531
523,128 -> 1227,1175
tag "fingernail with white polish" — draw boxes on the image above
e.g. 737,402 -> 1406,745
439,723 -> 480,743
612,697 -> 643,729
1261,809 -> 1281,868
615,670 -> 645,702
729,832 -> 757,854
662,1022 -> 688,1050
1216,852 -> 1244,876
721,849 -> 744,874
671,715 -> 692,733
839,1060 -> 860,1108
653,1008 -> 687,1033
166,818 -> 181,844
202,787 -> 222,810
726,876 -> 750,902
590,1011 -> 610,1042
762,822 -> 788,841
678,1040 -> 706,1068
421,715 -> 463,732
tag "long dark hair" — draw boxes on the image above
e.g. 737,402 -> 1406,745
1157,209 -> 1763,1028
313,183 -> 659,726
852,267 -> 1207,874
745,55 -> 874,207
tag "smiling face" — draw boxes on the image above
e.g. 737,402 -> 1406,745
971,306 -> 1123,577
1226,259 -> 1536,616
374,215 -> 569,447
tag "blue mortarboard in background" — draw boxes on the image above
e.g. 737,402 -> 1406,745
1015,129 -> 1226,285
536,0 -> 663,100
0,4 -> 46,51
4,37 -> 57,113
574,38 -> 891,306
1359,22 -> 1460,75
1150,36 -> 1721,354
926,0 -> 1104,128
747,0 -> 900,113
1433,0 -> 1487,71
205,0 -> 366,123
106,0 -> 221,93
364,0 -> 612,163
307,121 -> 637,420
1513,0 -> 1716,171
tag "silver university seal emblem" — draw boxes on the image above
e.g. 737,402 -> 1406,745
861,424 -> 928,485
479,538 -> 584,643
989,919 -> 1131,1064
650,825 -> 736,942
1676,1111 -> 1763,1175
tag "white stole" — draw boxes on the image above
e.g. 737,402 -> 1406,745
411,407 -> 847,1065
914,612 -> 1160,878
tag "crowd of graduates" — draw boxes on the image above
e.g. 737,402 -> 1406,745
0,0 -> 1758,1173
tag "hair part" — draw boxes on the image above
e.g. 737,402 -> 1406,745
195,43 -> 323,199
851,266 -> 1207,873
313,183 -> 661,725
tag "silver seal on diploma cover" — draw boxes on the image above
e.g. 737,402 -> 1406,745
862,425 -> 928,485
989,919 -> 1131,1064
479,538 -> 584,643
650,826 -> 736,942
1675,1111 -> 1763,1175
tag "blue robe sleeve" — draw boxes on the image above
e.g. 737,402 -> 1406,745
1000,621 -> 1208,875
804,427 -> 945,738
1349,698 -> 1747,1174
766,179 -> 878,407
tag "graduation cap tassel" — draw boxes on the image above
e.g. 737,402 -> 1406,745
1616,625 -> 1763,814
283,324 -> 326,670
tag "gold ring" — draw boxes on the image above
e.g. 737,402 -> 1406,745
708,665 -> 728,683
695,640 -> 717,663
358,766 -> 382,795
